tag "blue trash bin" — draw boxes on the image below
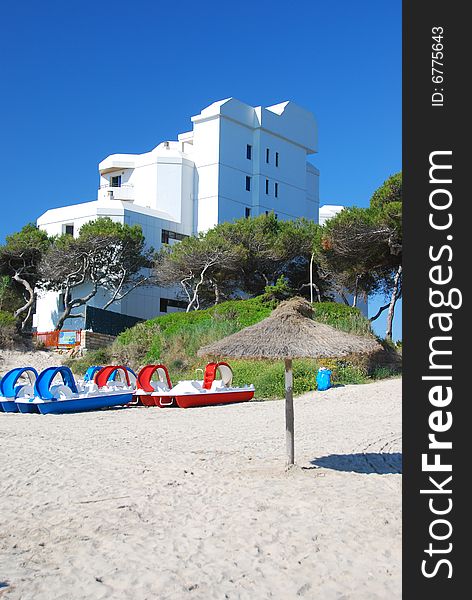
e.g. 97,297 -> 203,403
316,367 -> 332,391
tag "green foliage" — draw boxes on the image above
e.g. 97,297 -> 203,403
0,310 -> 18,349
0,224 -> 53,328
312,302 -> 373,336
0,310 -> 16,326
370,172 -> 402,210
262,276 -> 293,302
155,213 -> 329,306
1,223 -> 51,256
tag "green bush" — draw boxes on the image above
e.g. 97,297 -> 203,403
0,310 -> 16,326
312,302 -> 373,336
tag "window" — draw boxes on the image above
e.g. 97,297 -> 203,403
275,182 -> 279,198
265,210 -> 269,216
275,152 -> 279,167
246,176 -> 251,191
245,207 -> 251,218
64,224 -> 74,236
110,175 -> 122,187
246,144 -> 252,160
266,148 -> 270,163
161,229 -> 188,244
160,298 -> 187,313
265,179 -> 269,195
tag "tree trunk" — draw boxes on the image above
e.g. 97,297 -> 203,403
213,281 -> 220,305
55,285 -> 98,330
12,273 -> 34,330
309,254 -> 314,303
55,304 -> 72,331
385,265 -> 402,341
340,292 -> 350,306
284,359 -> 295,467
352,275 -> 359,308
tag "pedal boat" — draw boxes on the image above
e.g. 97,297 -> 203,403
158,362 -> 255,409
24,366 -> 135,415
0,367 -> 39,413
134,364 -> 173,407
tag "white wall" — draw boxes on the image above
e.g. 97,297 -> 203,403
35,97 -> 321,330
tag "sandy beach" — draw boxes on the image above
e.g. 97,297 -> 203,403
0,377 -> 401,600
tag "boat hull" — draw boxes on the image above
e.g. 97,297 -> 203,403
175,390 -> 254,409
37,393 -> 133,415
136,395 -> 159,407
1,401 -> 19,413
134,394 -> 176,408
17,403 -> 39,414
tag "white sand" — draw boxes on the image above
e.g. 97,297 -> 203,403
0,378 -> 401,600
0,349 -> 63,375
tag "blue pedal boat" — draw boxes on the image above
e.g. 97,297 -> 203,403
33,366 -> 134,415
0,367 -> 39,413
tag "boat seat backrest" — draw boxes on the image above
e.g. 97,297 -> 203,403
152,380 -> 170,392
50,384 -> 75,399
15,384 -> 34,398
210,379 -> 224,391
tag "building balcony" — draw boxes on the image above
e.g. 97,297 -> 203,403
98,183 -> 134,202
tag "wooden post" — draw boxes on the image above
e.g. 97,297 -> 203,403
284,358 -> 295,466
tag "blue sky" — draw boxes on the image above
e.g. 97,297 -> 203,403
0,0 -> 401,339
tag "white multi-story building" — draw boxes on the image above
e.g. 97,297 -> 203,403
34,98 -> 320,332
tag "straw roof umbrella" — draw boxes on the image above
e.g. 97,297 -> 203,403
198,297 -> 380,466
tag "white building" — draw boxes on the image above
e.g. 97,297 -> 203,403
319,204 -> 344,225
34,98 -> 321,332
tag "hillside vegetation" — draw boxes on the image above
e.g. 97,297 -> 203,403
65,297 -> 401,399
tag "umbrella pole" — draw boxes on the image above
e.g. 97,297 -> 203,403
284,358 -> 295,466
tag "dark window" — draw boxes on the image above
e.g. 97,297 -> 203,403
160,297 -> 188,313
265,210 -> 269,216
246,176 -> 251,191
246,144 -> 252,160
265,179 -> 269,195
275,152 -> 279,167
245,207 -> 251,218
110,175 -> 122,187
161,230 -> 188,244
64,224 -> 74,236
266,148 -> 270,163
275,182 -> 278,198
275,213 -> 278,220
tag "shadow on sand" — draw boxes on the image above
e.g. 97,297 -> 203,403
309,452 -> 402,475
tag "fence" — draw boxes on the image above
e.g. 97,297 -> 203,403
34,330 -> 81,348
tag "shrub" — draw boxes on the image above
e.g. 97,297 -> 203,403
312,302 -> 373,336
0,310 -> 16,327
0,324 -> 17,349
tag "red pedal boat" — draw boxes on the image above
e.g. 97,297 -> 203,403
135,364 -> 174,407
158,362 -> 255,409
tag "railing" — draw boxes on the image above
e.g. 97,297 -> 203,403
98,183 -> 134,201
34,330 -> 81,348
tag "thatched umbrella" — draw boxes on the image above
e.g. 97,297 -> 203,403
198,297 -> 380,466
